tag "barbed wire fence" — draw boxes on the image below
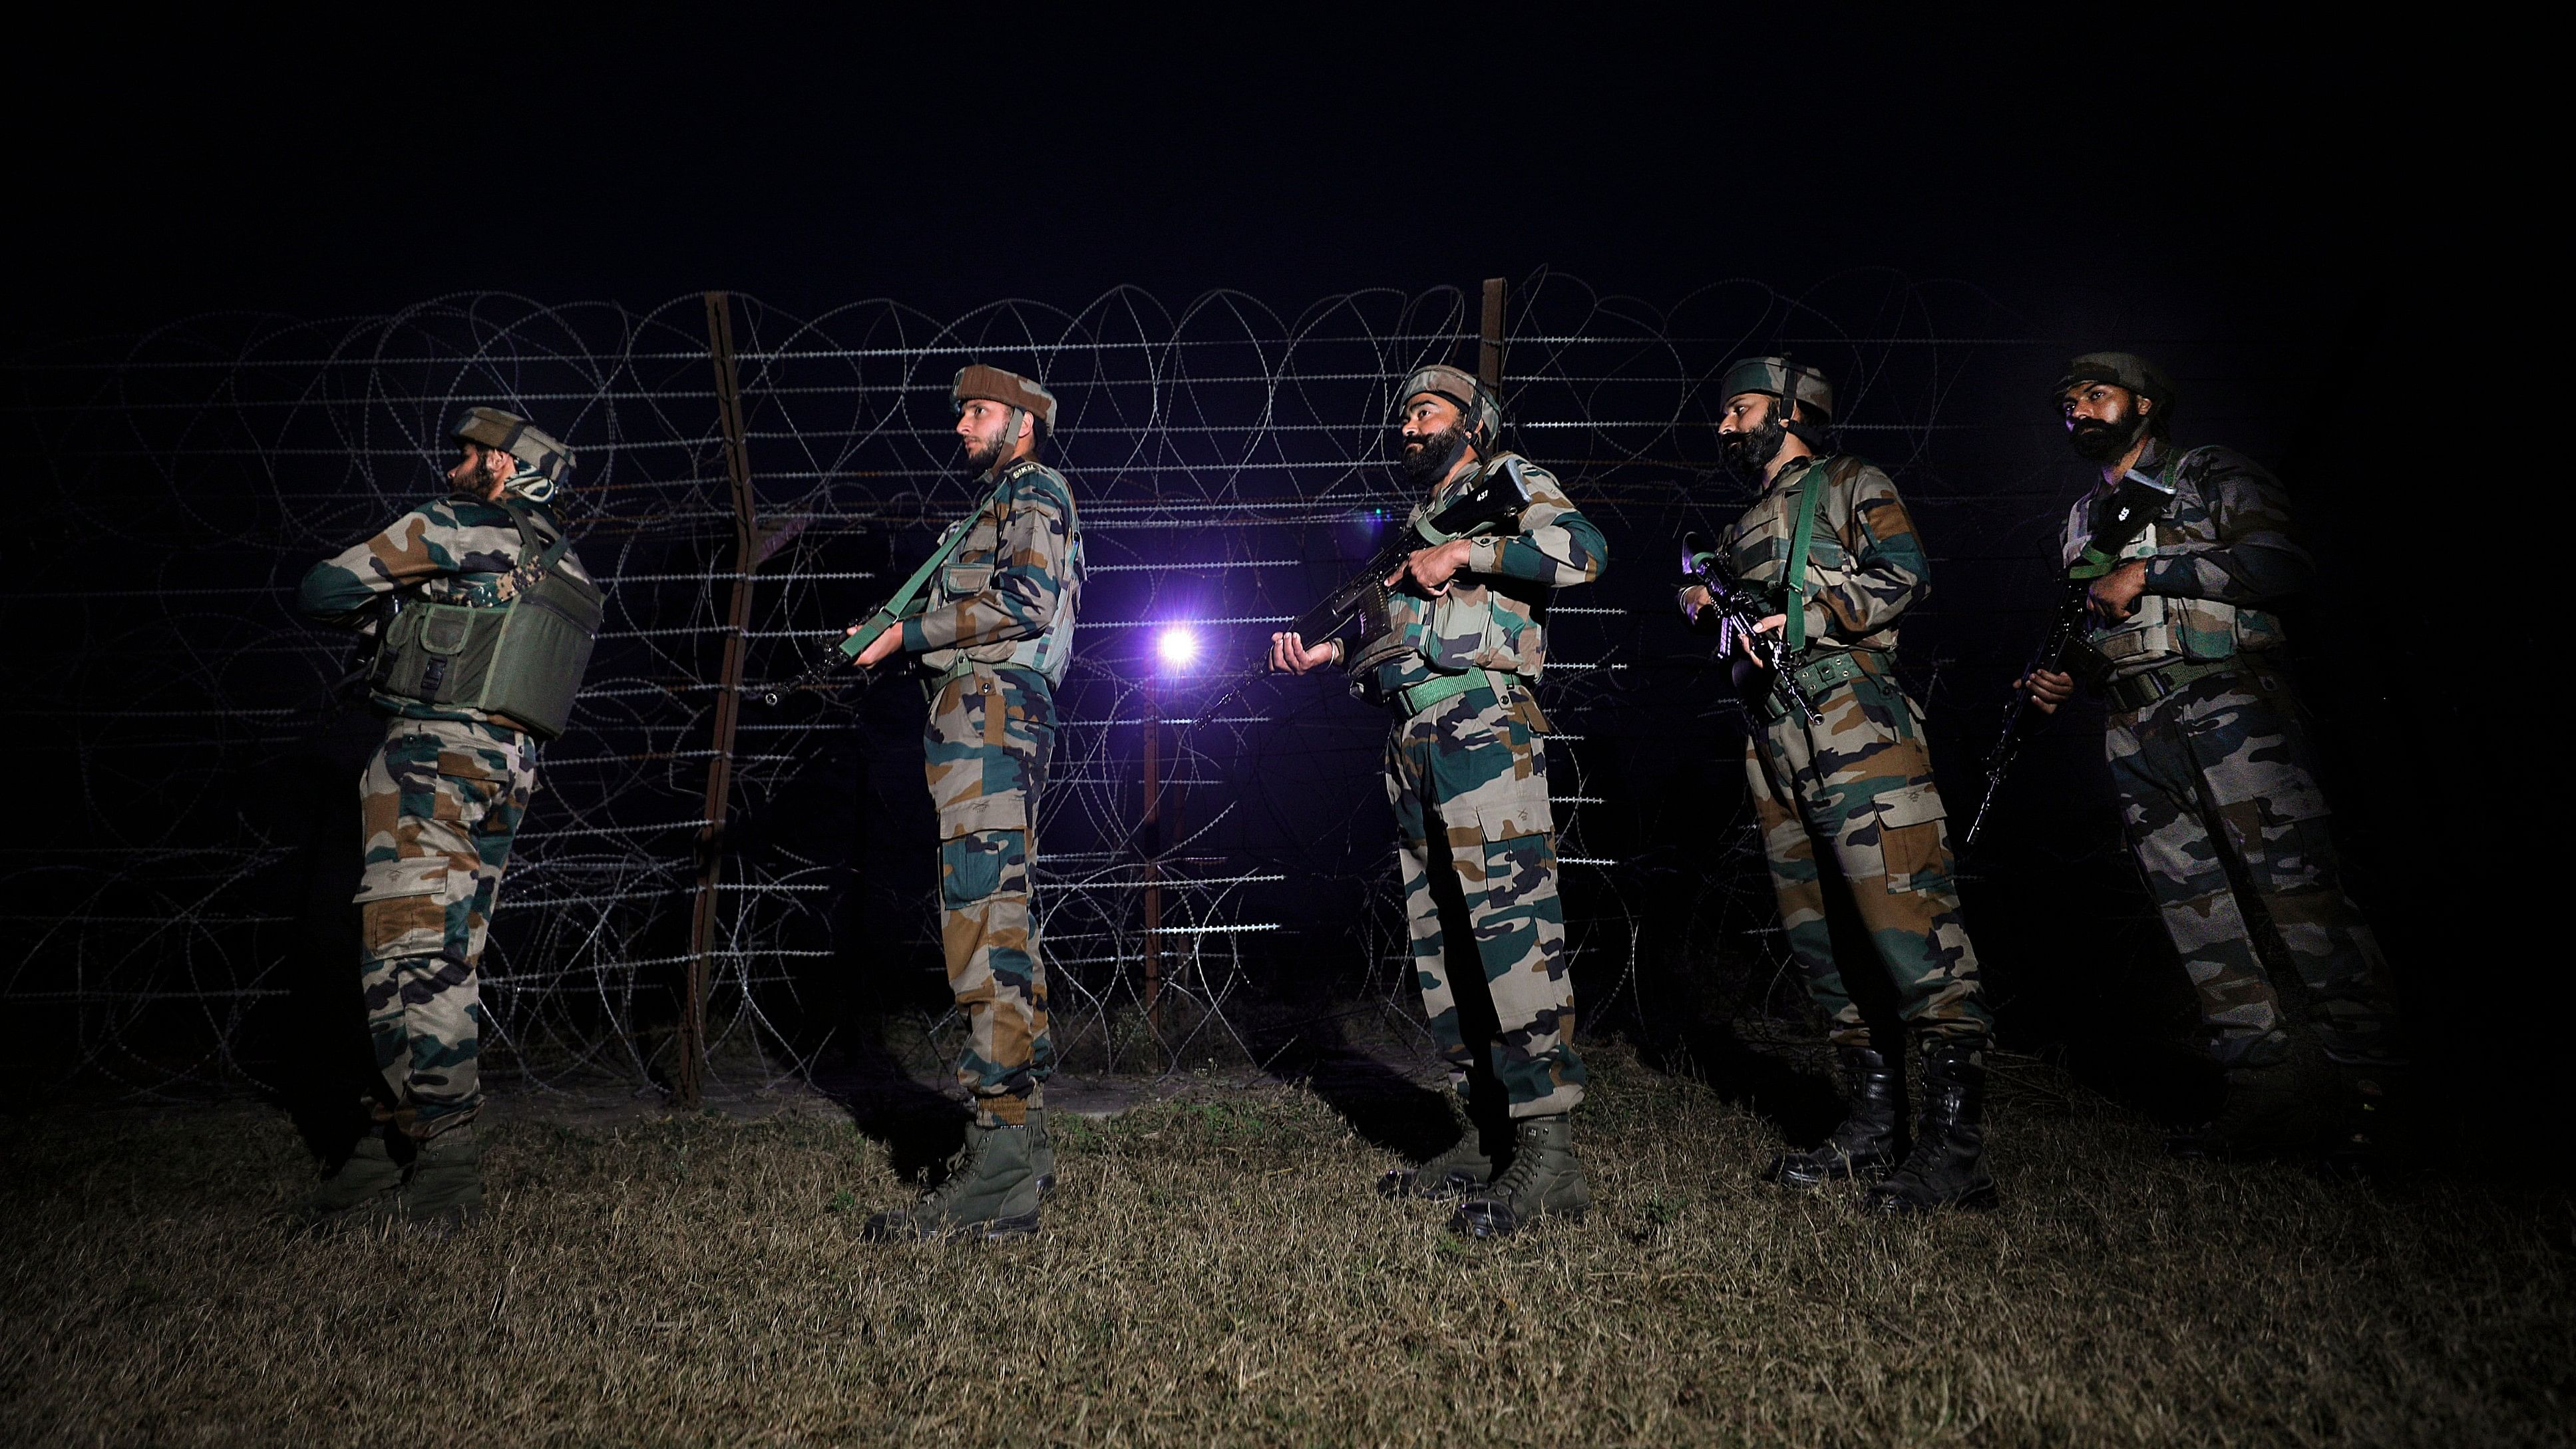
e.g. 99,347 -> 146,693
8,270 -> 2177,1108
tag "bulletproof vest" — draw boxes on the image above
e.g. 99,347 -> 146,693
929,461 -> 1083,688
371,500 -> 603,737
2062,447 -> 2275,676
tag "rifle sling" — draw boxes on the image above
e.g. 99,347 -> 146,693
1781,457 -> 1833,654
846,467 -> 1017,656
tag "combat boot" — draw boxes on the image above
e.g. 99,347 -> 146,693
1376,1109 -> 1497,1200
1449,1115 -> 1589,1237
401,1122 -> 485,1234
864,1121 -> 1041,1243
2166,1063 -> 2308,1159
2320,1063 -> 2402,1179
1865,1044 -> 1998,1214
1765,1045 -> 1905,1188
1028,1107 -> 1057,1199
293,1129 -> 407,1235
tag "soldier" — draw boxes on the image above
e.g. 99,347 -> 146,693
1680,357 -> 1998,1213
1271,363 -> 1605,1238
293,407 -> 600,1232
849,365 -> 1081,1242
2020,352 -> 2404,1164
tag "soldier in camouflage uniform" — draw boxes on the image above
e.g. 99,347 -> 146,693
850,365 -> 1081,1243
1680,357 -> 1998,1213
2020,352 -> 2404,1165
1273,363 -> 1605,1238
293,407 -> 591,1233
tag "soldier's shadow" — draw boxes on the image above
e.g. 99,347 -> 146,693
1244,1005 -> 1465,1161
811,1032 -> 974,1183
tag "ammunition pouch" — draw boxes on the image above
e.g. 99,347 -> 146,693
371,503 -> 601,738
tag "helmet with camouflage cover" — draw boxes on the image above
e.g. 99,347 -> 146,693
1396,363 -> 1503,455
2054,351 -> 2175,431
452,407 -> 573,503
1717,355 -> 1834,424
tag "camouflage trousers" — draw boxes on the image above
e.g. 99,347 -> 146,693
1747,670 -> 1992,1055
925,666 -> 1056,1127
354,716 -> 534,1139
2109,662 -> 2402,1068
1384,679 -> 1584,1118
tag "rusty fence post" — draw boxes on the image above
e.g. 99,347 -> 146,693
679,290 -> 760,1108
1479,276 -> 1507,393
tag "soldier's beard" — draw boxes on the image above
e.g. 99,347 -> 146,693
2069,410 -> 2144,463
1721,417 -> 1787,481
963,433 -> 1005,473
1401,425 -> 1467,483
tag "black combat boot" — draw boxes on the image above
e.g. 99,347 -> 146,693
1377,1103 -> 1500,1200
864,1120 -> 1041,1243
1449,1115 -> 1590,1237
294,1126 -> 409,1235
1765,1045 -> 1905,1188
1865,1043 -> 1997,1214
1027,1106 -> 1056,1199
2165,1062 -> 2308,1159
401,1122 -> 485,1235
2320,1063 -> 2402,1179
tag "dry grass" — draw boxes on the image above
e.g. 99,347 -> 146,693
3,1044 -> 2569,1448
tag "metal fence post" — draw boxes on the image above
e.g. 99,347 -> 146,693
1479,277 -> 1507,393
679,290 -> 759,1108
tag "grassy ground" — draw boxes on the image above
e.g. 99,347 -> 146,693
3,1045 -> 2569,1448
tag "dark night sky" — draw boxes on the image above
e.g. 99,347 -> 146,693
7,13 -> 2454,343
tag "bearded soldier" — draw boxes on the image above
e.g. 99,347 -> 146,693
848,365 -> 1081,1241
1272,364 -> 1604,1237
1680,357 -> 1998,1213
293,408 -> 600,1232
2020,352 -> 2404,1165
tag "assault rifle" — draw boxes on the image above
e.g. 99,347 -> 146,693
1962,466 -> 2176,848
1181,457 -> 1534,733
756,471 -> 1016,706
1681,532 -> 1825,725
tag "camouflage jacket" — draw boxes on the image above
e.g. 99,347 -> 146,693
2058,438 -> 2307,679
297,490 -> 594,727
1354,452 -> 1608,699
1718,454 -> 1927,656
900,458 -> 1083,690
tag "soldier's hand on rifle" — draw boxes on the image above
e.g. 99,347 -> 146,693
1387,539 -> 1474,596
2087,559 -> 2149,623
1680,584 -> 1714,622
2018,668 -> 2076,715
844,623 -> 902,668
1269,631 -> 1340,675
1738,613 -> 1787,664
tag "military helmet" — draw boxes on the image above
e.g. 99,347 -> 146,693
2054,351 -> 2175,421
952,364 -> 1057,432
1396,363 -> 1502,451
1717,356 -> 1834,423
451,407 -> 574,487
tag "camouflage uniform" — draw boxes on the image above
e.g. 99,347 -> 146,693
297,489 -> 589,1138
2062,438 -> 2401,1069
1723,453 -> 1993,1056
1353,452 -> 1606,1118
899,455 -> 1082,1128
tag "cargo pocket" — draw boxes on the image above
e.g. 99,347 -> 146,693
942,564 -> 994,599
939,829 -> 1029,910
432,748 -> 504,827
1875,784 -> 1952,895
354,855 -> 454,961
1459,769 -> 1555,847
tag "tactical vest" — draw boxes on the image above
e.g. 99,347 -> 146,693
923,461 -> 1083,688
2060,447 -> 2286,679
371,500 -> 603,737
